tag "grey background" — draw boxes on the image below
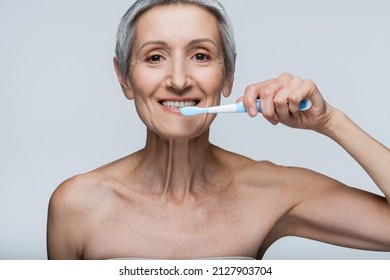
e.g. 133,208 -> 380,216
0,0 -> 389,259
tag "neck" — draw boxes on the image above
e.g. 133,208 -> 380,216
134,129 -> 219,200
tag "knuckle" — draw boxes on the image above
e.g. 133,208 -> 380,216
288,94 -> 301,104
261,107 -> 275,118
262,112 -> 274,119
291,76 -> 303,83
279,72 -> 293,81
245,84 -> 256,93
279,72 -> 292,79
244,85 -> 256,98
260,87 -> 273,98
273,96 -> 285,106
245,85 -> 259,98
303,79 -> 316,88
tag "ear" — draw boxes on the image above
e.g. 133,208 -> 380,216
113,57 -> 134,100
221,55 -> 236,98
221,72 -> 235,98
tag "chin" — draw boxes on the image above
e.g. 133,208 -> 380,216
158,130 -> 205,140
152,124 -> 209,140
144,114 -> 215,140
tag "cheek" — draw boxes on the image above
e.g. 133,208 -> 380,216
129,70 -> 160,126
195,67 -> 226,95
130,68 -> 162,97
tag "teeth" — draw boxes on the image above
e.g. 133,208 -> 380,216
161,101 -> 197,108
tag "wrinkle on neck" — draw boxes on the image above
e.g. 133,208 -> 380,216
135,129 -> 218,201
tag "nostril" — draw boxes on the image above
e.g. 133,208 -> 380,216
165,73 -> 193,92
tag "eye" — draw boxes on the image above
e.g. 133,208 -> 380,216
146,54 -> 164,64
193,53 -> 210,63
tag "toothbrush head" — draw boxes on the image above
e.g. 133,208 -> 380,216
179,106 -> 207,116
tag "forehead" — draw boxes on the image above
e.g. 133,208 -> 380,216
133,4 -> 221,45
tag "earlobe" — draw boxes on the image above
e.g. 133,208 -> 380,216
113,57 -> 134,100
222,55 -> 236,98
222,73 -> 234,97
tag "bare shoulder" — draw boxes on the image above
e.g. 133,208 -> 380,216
47,157 -> 133,259
47,173 -> 98,259
234,157 -> 336,193
48,171 -> 109,231
49,153 -> 139,212
49,164 -> 129,220
212,144 -> 276,172
229,157 -> 288,188
49,173 -> 100,216
228,155 -> 345,212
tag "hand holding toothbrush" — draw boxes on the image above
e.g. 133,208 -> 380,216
237,73 -> 336,133
180,73 -> 336,133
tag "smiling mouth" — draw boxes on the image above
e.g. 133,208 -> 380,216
160,100 -> 199,109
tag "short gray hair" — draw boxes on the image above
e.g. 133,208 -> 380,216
115,0 -> 236,78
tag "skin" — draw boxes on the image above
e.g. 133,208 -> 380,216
47,4 -> 390,260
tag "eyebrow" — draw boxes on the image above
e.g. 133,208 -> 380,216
138,40 -> 168,52
188,38 -> 218,48
138,38 -> 218,53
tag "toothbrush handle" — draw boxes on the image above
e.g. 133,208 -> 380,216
236,99 -> 312,113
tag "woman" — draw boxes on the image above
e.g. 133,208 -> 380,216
47,0 -> 390,259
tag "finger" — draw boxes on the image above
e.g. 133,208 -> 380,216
274,76 -> 304,120
287,79 -> 318,117
258,73 -> 293,124
242,79 -> 274,117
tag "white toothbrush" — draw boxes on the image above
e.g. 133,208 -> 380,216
180,99 -> 312,116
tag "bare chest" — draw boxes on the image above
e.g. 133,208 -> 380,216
82,196 -> 275,259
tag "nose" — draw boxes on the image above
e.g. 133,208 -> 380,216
165,57 -> 193,92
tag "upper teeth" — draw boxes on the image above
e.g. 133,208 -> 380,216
161,101 -> 197,108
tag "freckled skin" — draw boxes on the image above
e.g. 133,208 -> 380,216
47,4 -> 390,260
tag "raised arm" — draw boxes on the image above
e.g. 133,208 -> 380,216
322,109 -> 390,200
241,72 -> 390,201
240,73 -> 390,252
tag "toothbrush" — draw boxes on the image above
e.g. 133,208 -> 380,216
180,99 -> 312,116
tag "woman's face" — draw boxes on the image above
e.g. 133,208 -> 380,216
119,4 -> 233,139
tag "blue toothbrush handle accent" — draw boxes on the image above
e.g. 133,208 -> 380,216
235,102 -> 248,113
236,99 -> 311,113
